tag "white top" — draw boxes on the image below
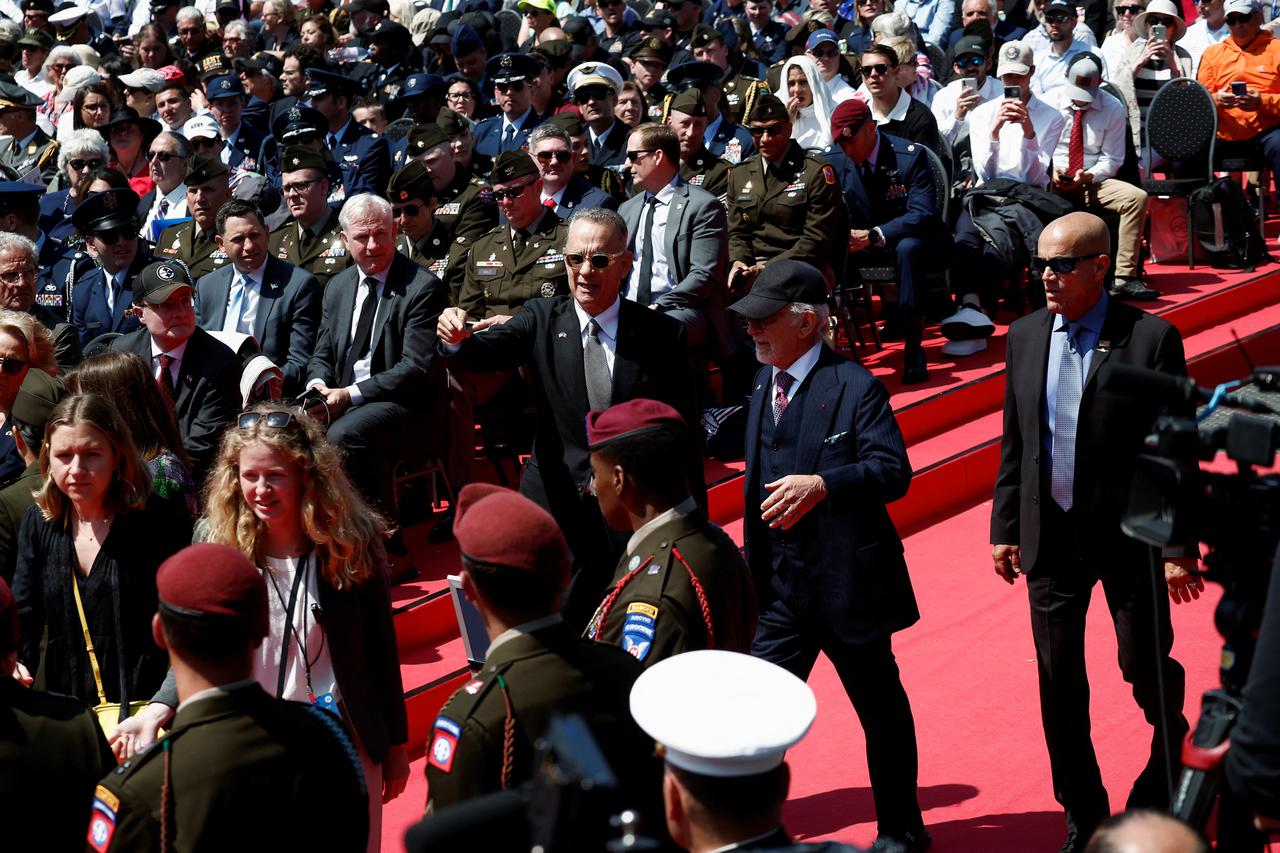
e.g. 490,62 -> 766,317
573,295 -> 620,375
1181,18 -> 1229,73
776,56 -> 836,151
141,182 -> 189,240
1050,86 -> 1127,181
222,258 -> 268,336
826,74 -> 857,105
345,268 -> 388,403
1023,20 -> 1099,59
1101,30 -> 1138,73
932,75 -> 1004,145
1031,40 -> 1109,100
255,553 -> 339,704
967,92 -> 1066,187
627,176 -> 678,301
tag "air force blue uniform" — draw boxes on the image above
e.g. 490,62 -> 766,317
472,109 -> 544,162
328,120 -> 392,202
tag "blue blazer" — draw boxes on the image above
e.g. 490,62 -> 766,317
472,110 -> 544,161
71,263 -> 142,345
824,131 -> 943,245
742,344 -> 920,644
552,176 -> 619,218
330,120 -> 391,201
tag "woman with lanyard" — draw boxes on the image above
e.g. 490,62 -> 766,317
112,404 -> 408,853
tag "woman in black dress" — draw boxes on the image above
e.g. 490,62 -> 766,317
10,393 -> 192,722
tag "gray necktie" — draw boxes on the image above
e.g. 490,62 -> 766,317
1051,324 -> 1083,511
584,319 -> 612,411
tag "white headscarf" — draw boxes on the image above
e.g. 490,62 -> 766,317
776,55 -> 837,151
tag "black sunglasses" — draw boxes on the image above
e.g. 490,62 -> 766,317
1031,253 -> 1103,276
1045,12 -> 1073,22
625,148 -> 655,162
954,54 -> 985,68
535,150 -> 572,163
492,181 -> 534,201
810,46 -> 839,58
860,63 -> 891,76
238,410 -> 296,430
145,150 -> 182,162
392,203 -> 423,217
0,357 -> 26,376
191,137 -> 221,148
1144,14 -> 1174,24
69,158 -> 104,170
1226,12 -> 1252,23
574,86 -> 612,104
91,226 -> 136,245
565,251 -> 622,269
748,122 -> 787,138
495,80 -> 526,93
1115,4 -> 1143,12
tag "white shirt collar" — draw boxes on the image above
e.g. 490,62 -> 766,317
885,87 -> 912,121
160,182 -> 186,207
574,295 -> 621,340
626,496 -> 698,554
487,613 -> 564,656
358,265 -> 391,289
771,339 -> 824,387
235,257 -> 269,285
650,174 -> 679,203
150,336 -> 190,362
542,184 -> 568,205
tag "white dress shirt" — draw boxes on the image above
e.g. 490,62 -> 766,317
967,93 -> 1067,188
931,75 -> 1003,145
104,268 -> 128,317
574,295 -> 620,376
1031,41 -> 1110,100
223,258 -> 268,335
141,182 -> 188,240
345,268 -> 389,405
627,176 -> 678,301
1050,86 -> 1127,181
826,74 -> 857,105
771,339 -> 824,403
150,337 -> 190,387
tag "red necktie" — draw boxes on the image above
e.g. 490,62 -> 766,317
1067,108 -> 1085,176
158,353 -> 176,412
543,198 -> 556,209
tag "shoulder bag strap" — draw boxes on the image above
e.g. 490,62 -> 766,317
71,565 -> 109,707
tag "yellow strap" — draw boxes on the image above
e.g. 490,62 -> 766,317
71,566 -> 108,707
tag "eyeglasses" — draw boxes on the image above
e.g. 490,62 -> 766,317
0,267 -> 36,286
0,357 -> 27,376
69,158 -> 103,171
1045,12 -> 1073,22
1030,253 -> 1103,275
282,178 -> 321,196
574,85 -> 612,103
446,89 -> 474,100
860,62 -> 892,76
810,46 -> 839,58
953,54 -> 985,67
145,150 -> 182,162
51,62 -> 75,71
392,203 -> 422,217
492,181 -> 535,201
1226,12 -> 1252,23
90,226 -> 136,245
535,149 -> 572,163
1115,4 -> 1143,12
237,410 -> 296,430
1144,14 -> 1174,24
495,80 -> 526,93
565,250 -> 625,269
625,148 -> 655,162
191,137 -> 221,149
748,122 -> 787,138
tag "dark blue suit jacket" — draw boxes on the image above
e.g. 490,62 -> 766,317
472,109 -> 544,162
743,344 -> 920,644
706,118 -> 755,165
751,20 -> 789,63
226,122 -> 267,173
824,132 -> 943,245
38,189 -> 77,244
70,262 -> 144,345
552,176 -> 619,218
330,120 -> 392,201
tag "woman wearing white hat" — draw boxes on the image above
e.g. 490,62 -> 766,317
1114,0 -> 1193,151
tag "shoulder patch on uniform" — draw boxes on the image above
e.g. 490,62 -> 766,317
622,603 -> 658,661
87,786 -> 118,853
822,164 -> 836,185
428,715 -> 462,774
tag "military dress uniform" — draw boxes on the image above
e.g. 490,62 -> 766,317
267,206 -> 351,288
452,211 -> 569,318
723,71 -> 771,125
706,116 -> 755,165
0,127 -> 59,185
434,169 -> 498,250
155,219 -> 230,282
680,146 -> 732,200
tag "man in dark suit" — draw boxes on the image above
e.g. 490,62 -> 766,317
304,192 -> 447,517
110,260 -> 243,483
196,198 -> 321,397
990,212 -> 1202,853
306,68 -> 392,202
620,122 -> 732,358
68,188 -> 151,346
731,259 -> 930,853
529,124 -> 618,218
437,207 -> 703,629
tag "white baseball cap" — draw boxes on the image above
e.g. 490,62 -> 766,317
182,114 -> 220,141
119,67 -> 166,93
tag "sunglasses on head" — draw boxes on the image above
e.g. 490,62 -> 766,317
1031,253 -> 1102,276
91,226 -> 135,245
1045,12 -> 1073,22
69,158 -> 103,171
565,251 -> 622,269
535,149 -> 572,163
1226,12 -> 1252,22
495,80 -> 526,93
392,203 -> 423,217
860,62 -> 891,76
237,410 -> 296,430
0,357 -> 27,376
492,181 -> 534,201
954,54 -> 985,67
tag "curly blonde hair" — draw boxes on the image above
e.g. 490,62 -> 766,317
202,403 -> 387,589
36,394 -> 152,523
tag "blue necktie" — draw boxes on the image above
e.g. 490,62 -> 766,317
502,124 -> 515,149
1051,324 -> 1083,511
225,273 -> 248,334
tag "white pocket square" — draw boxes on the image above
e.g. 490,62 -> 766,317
823,431 -> 849,446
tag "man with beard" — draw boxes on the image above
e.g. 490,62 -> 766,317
1029,1 -> 1107,100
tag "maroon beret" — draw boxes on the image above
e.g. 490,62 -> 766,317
586,398 -> 686,451
454,484 -> 571,589
830,98 -> 872,141
0,577 -> 16,659
157,544 -> 268,640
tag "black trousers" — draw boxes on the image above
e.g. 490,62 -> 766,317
326,400 -> 413,516
1028,501 -> 1189,840
752,580 -> 923,838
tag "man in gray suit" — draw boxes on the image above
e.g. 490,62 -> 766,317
619,123 -> 734,358
196,199 -> 321,397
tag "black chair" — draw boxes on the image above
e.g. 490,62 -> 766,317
1142,78 -> 1217,269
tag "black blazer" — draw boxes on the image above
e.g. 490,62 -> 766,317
111,327 -> 243,483
195,257 -> 322,396
446,296 -> 704,510
742,344 -> 919,645
306,254 -> 446,407
990,300 -> 1188,573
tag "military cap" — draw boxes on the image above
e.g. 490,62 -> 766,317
134,258 -> 193,305
306,66 -> 361,98
408,122 -> 449,155
71,188 -> 141,234
388,160 -> 435,202
368,17 -> 412,44
667,87 -> 707,117
437,105 -> 470,135
630,651 -> 817,777
639,9 -> 674,28
785,16 -> 827,46
0,577 -> 16,658
99,105 -> 162,140
235,52 -> 284,78
157,543 -> 269,641
204,73 -> 245,101
689,22 -> 723,49
454,483 -> 571,588
19,0 -> 54,13
48,4 -> 88,29
280,145 -> 331,174
0,180 -> 45,201
490,149 -> 538,184
451,23 -> 483,56
748,92 -> 790,123
587,398 -> 686,451
829,97 -> 871,140
729,259 -> 826,320
534,38 -> 573,65
627,35 -> 673,63
0,80 -> 42,110
185,152 -> 230,185
567,60 -> 623,93
16,28 -> 53,50
666,60 -> 724,90
486,51 -> 540,83
182,113 -> 220,140
149,0 -> 179,9
11,369 -> 62,429
198,53 -> 232,80
392,72 -> 446,102
271,104 -> 326,143
545,111 -> 584,136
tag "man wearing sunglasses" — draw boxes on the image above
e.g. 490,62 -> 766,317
568,62 -> 629,168
1197,0 -> 1280,183
68,188 -> 150,346
156,154 -> 234,282
991,212 -> 1198,853
404,123 -> 497,249
933,27 -> 1002,153
388,161 -> 448,275
1029,1 -> 1110,100
138,132 -> 191,242
530,124 -> 616,218
805,29 -> 856,104
472,52 -> 545,168
436,207 -> 702,629
1180,0 -> 1227,70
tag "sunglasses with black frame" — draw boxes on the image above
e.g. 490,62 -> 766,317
1030,253 -> 1104,276
491,181 -> 536,201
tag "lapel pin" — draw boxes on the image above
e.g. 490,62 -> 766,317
1097,340 -> 1111,352
557,331 -> 567,338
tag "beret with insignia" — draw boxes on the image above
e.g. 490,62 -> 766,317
185,152 -> 230,185
546,111 -> 585,137
454,484 -> 571,590
627,35 -> 673,63
749,92 -> 790,124
388,160 -> 435,203
409,123 -> 450,154
689,22 -> 723,49
490,149 -> 539,185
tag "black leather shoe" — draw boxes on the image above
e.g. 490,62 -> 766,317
427,508 -> 455,543
1109,278 -> 1158,301
903,347 -> 929,385
874,827 -> 932,853
1058,831 -> 1083,853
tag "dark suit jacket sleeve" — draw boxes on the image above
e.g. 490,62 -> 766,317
443,300 -> 541,370
12,506 -> 44,670
820,372 -> 912,506
878,149 -> 941,245
350,135 -> 392,198
307,280 -> 344,387
282,269 -> 322,393
353,271 -> 446,405
653,193 -> 729,315
185,344 -> 244,478
990,326 -> 1023,546
362,568 -> 409,748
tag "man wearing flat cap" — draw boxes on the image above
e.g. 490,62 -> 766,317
267,146 -> 352,288
424,484 -> 661,820
732,259 -> 931,853
824,98 -> 948,384
88,544 -> 367,852
69,187 -> 152,346
155,153 -> 235,281
585,398 -> 757,665
0,80 -> 59,185
308,66 -> 392,201
472,53 -> 547,168
725,93 -> 846,293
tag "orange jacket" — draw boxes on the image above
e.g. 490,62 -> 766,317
1197,31 -> 1280,140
